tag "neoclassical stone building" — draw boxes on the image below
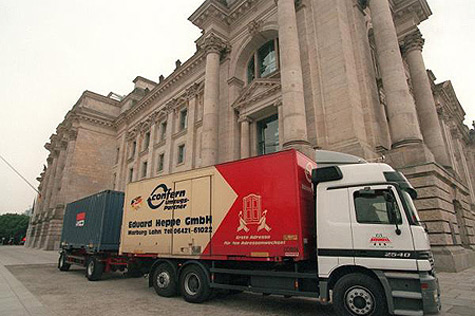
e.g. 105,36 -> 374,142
26,0 -> 475,272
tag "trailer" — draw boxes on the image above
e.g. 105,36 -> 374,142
59,149 -> 441,315
58,190 -> 141,280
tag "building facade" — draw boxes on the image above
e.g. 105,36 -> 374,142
26,0 -> 475,272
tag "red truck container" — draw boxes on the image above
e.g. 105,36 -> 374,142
120,149 -> 317,262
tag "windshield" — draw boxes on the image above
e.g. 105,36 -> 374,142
401,190 -> 421,225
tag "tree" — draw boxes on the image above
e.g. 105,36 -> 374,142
0,214 -> 29,245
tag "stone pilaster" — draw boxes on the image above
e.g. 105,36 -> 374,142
117,132 -> 127,191
201,34 -> 228,167
185,85 -> 198,169
49,141 -> 69,211
368,0 -> 423,148
164,101 -> 175,173
402,30 -> 451,167
42,150 -> 59,215
146,117 -> 157,178
239,115 -> 251,159
276,0 -> 312,157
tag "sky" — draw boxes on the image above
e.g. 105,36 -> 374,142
0,0 -> 474,215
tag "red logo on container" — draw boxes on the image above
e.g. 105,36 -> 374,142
76,212 -> 85,227
237,194 -> 271,233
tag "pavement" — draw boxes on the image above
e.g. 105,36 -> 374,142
0,246 -> 57,316
0,246 -> 474,316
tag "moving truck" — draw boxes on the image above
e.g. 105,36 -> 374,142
59,149 -> 441,316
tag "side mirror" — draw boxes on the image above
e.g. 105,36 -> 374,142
384,192 -> 401,235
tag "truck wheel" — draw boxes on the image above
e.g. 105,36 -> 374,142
152,263 -> 177,297
179,265 -> 211,303
58,253 -> 71,271
86,257 -> 104,281
333,273 -> 387,316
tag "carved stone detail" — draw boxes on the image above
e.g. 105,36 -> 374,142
248,20 -> 263,36
401,30 -> 425,56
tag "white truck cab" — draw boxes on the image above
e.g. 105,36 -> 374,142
313,151 -> 440,315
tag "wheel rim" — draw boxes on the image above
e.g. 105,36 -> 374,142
156,271 -> 170,289
184,272 -> 200,296
87,260 -> 95,276
344,286 -> 375,315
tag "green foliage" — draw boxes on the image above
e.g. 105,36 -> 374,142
0,213 -> 29,244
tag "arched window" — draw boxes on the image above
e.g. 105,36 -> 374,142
247,39 -> 279,84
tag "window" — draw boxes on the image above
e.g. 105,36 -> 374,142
177,144 -> 185,164
160,121 -> 167,141
257,114 -> 279,155
144,132 -> 151,150
129,168 -> 134,183
157,153 -> 164,172
247,39 -> 279,84
179,109 -> 188,131
130,141 -> 136,158
354,189 -> 402,224
142,161 -> 148,178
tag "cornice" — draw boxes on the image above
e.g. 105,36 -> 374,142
189,0 -> 230,29
121,51 -> 206,124
391,0 -> 432,25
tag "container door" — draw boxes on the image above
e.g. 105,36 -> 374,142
190,176 -> 211,255
172,176 -> 211,256
349,185 -> 417,271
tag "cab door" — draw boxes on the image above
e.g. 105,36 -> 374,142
348,185 -> 417,271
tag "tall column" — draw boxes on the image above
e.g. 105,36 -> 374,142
146,118 -> 157,178
117,132 -> 127,190
276,0 -> 312,155
164,102 -> 175,173
368,0 -> 423,147
133,132 -> 141,181
402,30 -> 451,166
239,116 -> 251,159
185,85 -> 198,169
55,130 -> 77,209
49,141 -> 68,211
42,150 -> 59,214
276,100 -> 284,150
201,34 -> 227,167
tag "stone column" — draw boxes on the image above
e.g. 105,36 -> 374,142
42,150 -> 59,214
117,132 -> 127,190
201,34 -> 227,167
133,132 -> 141,181
276,100 -> 284,150
146,118 -> 157,178
239,116 -> 251,159
276,0 -> 312,155
402,30 -> 451,167
49,141 -> 68,211
185,85 -> 198,169
164,102 -> 175,173
368,0 -> 423,147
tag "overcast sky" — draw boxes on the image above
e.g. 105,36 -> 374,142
0,0 -> 474,215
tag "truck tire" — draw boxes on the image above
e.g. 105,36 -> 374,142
152,263 -> 177,297
85,257 -> 104,281
58,253 -> 71,271
179,265 -> 211,303
333,273 -> 387,316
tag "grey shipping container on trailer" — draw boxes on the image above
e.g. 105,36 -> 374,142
60,190 -> 125,252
